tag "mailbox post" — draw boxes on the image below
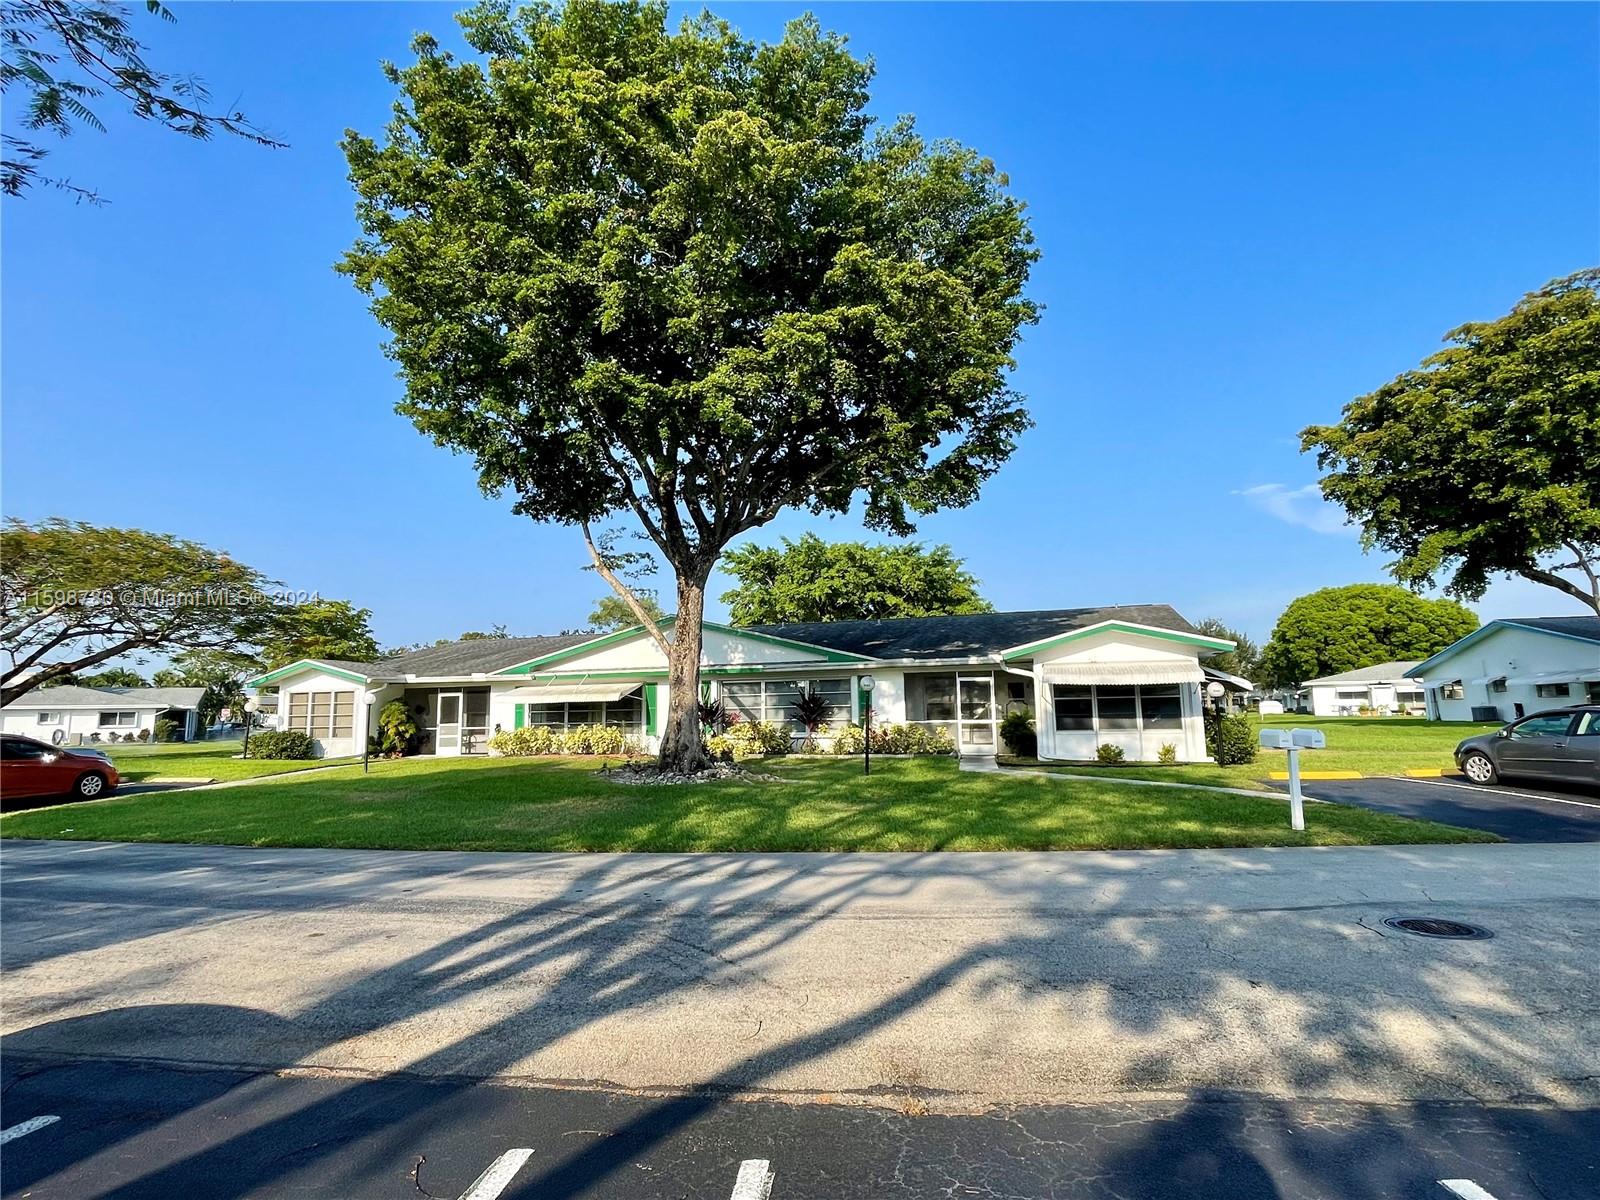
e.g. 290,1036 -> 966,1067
1259,726 -> 1325,831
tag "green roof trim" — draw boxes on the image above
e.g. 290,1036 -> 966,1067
497,615 -> 871,675
1001,621 -> 1234,661
246,659 -> 373,687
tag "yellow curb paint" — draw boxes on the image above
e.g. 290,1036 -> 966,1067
1403,768 -> 1448,778
1267,770 -> 1363,780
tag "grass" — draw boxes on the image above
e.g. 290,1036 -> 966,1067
1003,713 -> 1503,790
98,739 -> 358,783
0,755 -> 1496,852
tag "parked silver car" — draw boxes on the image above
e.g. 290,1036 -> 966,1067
1454,706 -> 1600,789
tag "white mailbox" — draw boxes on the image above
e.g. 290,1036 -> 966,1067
1290,728 -> 1327,750
1259,729 -> 1294,750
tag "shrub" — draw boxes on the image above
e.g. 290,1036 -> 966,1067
245,729 -> 316,759
136,728 -> 152,743
697,697 -> 730,736
487,724 -> 641,757
1204,710 -> 1258,765
715,720 -> 793,759
376,699 -> 422,756
1158,742 -> 1178,765
790,687 -> 836,750
153,718 -> 179,742
489,725 -> 561,756
829,722 -> 955,756
1096,743 -> 1126,764
999,709 -> 1036,757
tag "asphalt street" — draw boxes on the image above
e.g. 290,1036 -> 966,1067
3,839 -> 1597,1198
1293,775 -> 1600,842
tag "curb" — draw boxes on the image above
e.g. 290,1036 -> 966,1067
1266,770 -> 1363,781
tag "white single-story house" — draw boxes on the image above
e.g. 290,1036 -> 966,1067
0,685 -> 207,743
247,605 -> 1235,763
1290,662 -> 1426,717
1412,616 -> 1600,723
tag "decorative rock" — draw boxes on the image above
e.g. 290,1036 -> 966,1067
598,760 -> 782,786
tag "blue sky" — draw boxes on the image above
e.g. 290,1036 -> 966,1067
3,2 -> 1596,649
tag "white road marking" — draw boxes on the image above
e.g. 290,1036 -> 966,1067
0,1114 -> 60,1144
1394,776 -> 1600,810
730,1157 -> 775,1200
1439,1181 -> 1502,1200
458,1148 -> 534,1200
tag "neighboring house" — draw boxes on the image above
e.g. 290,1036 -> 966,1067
0,685 -> 207,743
1291,662 -> 1426,717
1412,616 -> 1600,723
247,605 -> 1234,763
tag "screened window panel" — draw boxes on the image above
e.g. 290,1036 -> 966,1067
288,693 -> 309,732
528,704 -> 564,727
604,695 -> 642,728
565,703 -> 599,726
722,682 -> 763,722
908,673 -> 957,722
1096,686 -> 1137,730
1052,685 -> 1093,731
1140,685 -> 1183,729
309,692 -> 333,738
331,691 -> 355,737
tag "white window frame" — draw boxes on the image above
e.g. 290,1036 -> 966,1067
525,693 -> 645,733
98,710 -> 137,727
284,689 -> 356,739
1050,683 -> 1187,735
35,711 -> 62,725
720,677 -> 852,729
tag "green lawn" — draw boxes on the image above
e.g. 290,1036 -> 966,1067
0,755 -> 1495,852
1002,713 -> 1503,790
101,740 -> 358,783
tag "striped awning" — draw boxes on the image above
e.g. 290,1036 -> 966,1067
504,682 -> 640,703
1041,660 -> 1205,686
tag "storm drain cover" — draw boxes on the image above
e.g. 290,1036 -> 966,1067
1383,917 -> 1492,940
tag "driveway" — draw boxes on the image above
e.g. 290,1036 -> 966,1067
1291,776 -> 1600,843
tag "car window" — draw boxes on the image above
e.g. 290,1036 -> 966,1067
1573,712 -> 1600,737
1509,714 -> 1576,739
0,738 -> 50,760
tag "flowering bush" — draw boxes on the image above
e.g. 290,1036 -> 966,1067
829,722 -> 955,756
488,724 -> 640,757
707,720 -> 793,760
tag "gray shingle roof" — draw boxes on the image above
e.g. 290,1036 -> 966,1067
370,634 -> 600,677
1301,661 -> 1421,686
750,605 -> 1204,661
1504,616 -> 1600,644
4,685 -> 206,709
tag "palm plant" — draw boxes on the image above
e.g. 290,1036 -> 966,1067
697,697 -> 730,736
790,687 -> 834,751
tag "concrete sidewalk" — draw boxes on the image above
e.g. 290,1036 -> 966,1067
3,839 -> 1597,1110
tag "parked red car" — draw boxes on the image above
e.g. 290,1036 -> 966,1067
1,734 -> 120,800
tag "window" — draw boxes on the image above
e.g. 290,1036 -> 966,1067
1535,683 -> 1571,698
97,711 -> 136,727
284,690 -> 356,738
1442,681 -> 1465,701
1509,713 -> 1576,740
1007,681 -> 1026,701
1,737 -> 50,761
1396,690 -> 1424,706
1140,685 -> 1183,729
1096,685 -> 1138,729
1335,689 -> 1368,702
905,673 -> 957,723
1573,712 -> 1599,737
1489,678 -> 1507,694
721,678 -> 850,728
35,711 -> 61,725
523,692 -> 645,732
1052,685 -> 1093,731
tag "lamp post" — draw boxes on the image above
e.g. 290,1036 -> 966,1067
1205,680 -> 1226,761
362,690 -> 384,774
859,674 -> 875,776
241,696 -> 260,758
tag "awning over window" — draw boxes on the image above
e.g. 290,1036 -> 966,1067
504,682 -> 640,703
1505,669 -> 1600,686
1041,661 -> 1204,686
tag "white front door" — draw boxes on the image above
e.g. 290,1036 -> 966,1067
957,676 -> 996,755
435,691 -> 464,756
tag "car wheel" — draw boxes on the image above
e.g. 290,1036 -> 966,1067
74,771 -> 108,798
1461,752 -> 1497,785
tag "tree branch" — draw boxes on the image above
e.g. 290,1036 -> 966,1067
581,521 -> 672,655
1522,563 -> 1600,616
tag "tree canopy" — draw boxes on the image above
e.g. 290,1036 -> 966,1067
1,0 -> 282,202
257,599 -> 380,669
341,0 -> 1038,769
1258,584 -> 1478,686
1193,617 -> 1262,683
1304,269 -> 1600,615
588,593 -> 665,633
720,534 -> 991,624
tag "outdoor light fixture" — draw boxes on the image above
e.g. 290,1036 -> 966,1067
362,690 -> 384,774
858,675 -> 875,776
240,695 -> 260,757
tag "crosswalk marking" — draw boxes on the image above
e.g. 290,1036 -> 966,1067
458,1148 -> 534,1200
1439,1181 -> 1501,1200
730,1158 -> 775,1200
0,1115 -> 60,1145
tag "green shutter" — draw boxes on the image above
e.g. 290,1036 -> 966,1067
514,703 -> 525,730
644,683 -> 659,735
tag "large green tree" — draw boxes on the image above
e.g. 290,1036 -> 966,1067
1,0 -> 283,202
257,599 -> 380,670
1193,617 -> 1261,683
720,534 -> 991,624
1304,270 -> 1600,615
1258,584 -> 1478,686
0,518 -> 273,705
341,1 -> 1038,770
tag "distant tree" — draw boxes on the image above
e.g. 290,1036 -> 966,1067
151,648 -> 251,727
1304,270 -> 1600,616
458,624 -> 510,641
1,0 -> 284,202
721,535 -> 993,625
1259,584 -> 1478,686
258,600 -> 380,670
1193,618 -> 1261,683
341,2 -> 1037,771
0,518 -> 273,706
78,666 -> 148,688
587,593 -> 665,634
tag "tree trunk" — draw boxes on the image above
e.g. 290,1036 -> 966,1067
657,566 -> 714,773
